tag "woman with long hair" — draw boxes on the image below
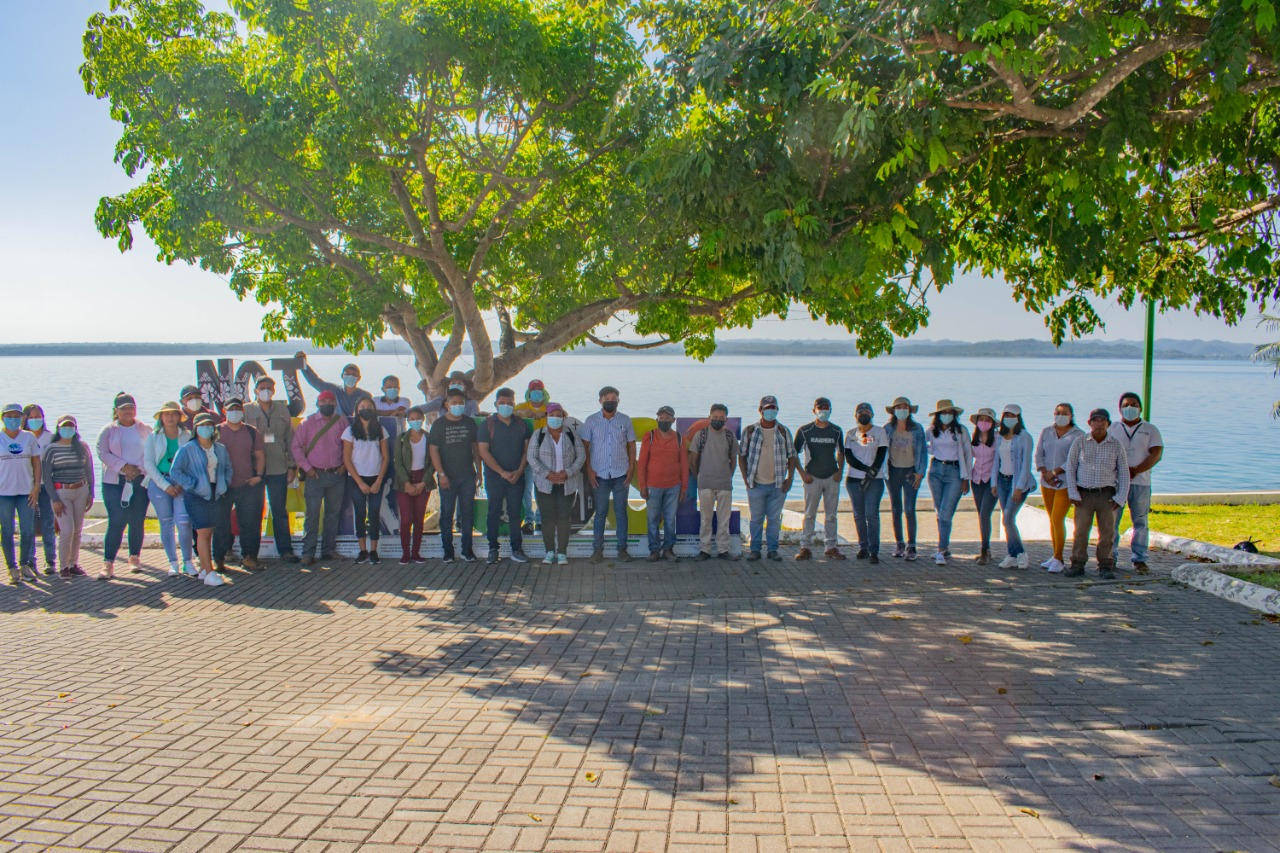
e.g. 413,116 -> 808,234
968,408 -> 999,565
883,397 -> 927,561
1034,403 -> 1084,573
343,397 -> 390,564
95,392 -> 152,579
926,400 -> 974,566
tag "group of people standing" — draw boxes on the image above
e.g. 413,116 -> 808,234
0,350 -> 1162,583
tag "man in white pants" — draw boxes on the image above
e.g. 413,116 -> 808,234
793,397 -> 845,560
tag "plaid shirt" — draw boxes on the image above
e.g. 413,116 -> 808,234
1064,433 -> 1130,505
740,422 -> 796,488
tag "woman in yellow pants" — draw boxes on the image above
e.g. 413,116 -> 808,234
1035,403 -> 1085,572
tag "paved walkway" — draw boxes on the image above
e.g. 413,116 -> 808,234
1,513 -> 1278,853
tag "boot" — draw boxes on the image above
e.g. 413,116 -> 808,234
976,548 -> 990,565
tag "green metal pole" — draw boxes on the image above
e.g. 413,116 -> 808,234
1142,299 -> 1155,420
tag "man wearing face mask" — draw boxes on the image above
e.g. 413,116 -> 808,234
375,376 -> 411,429
1108,392 -> 1163,572
637,406 -> 687,561
214,397 -> 266,572
581,386 -> 637,563
513,379 -> 551,534
794,397 -> 845,561
689,404 -> 738,560
478,388 -> 532,564
245,376 -> 298,563
179,385 -> 223,432
429,389 -> 482,562
738,396 -> 797,561
295,351 -> 373,418
424,371 -> 481,419
291,391 -> 348,565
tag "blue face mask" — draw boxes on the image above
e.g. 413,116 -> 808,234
342,374 -> 358,389
2,417 -> 21,432
547,416 -> 564,429
1002,416 -> 1018,429
938,413 -> 954,426
816,410 -> 830,422
1121,405 -> 1141,421
496,404 -> 514,418
197,425 -> 215,440
408,419 -> 424,432
761,409 -> 778,422
449,404 -> 466,417
383,388 -> 398,401
27,418 -> 43,432
529,390 -> 544,403
58,426 -> 76,440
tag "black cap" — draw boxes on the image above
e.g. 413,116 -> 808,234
224,396 -> 245,408
1088,407 -> 1111,423
814,397 -> 831,409
180,385 -> 201,400
657,405 -> 675,417
113,392 -> 136,409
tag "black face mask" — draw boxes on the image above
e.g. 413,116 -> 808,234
710,419 -> 726,431
857,413 -> 873,425
359,410 -> 377,421
601,401 -> 618,413
657,421 -> 673,432
318,404 -> 337,417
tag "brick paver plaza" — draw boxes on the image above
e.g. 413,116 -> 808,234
2,515 -> 1278,852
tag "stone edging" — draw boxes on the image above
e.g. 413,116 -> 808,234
1148,531 -> 1280,567
1172,564 -> 1280,615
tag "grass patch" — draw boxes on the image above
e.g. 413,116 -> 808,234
1224,571 -> 1280,591
1064,502 -> 1279,558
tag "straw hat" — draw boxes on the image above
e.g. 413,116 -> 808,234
930,399 -> 963,416
153,400 -> 183,419
969,407 -> 998,425
885,396 -> 919,416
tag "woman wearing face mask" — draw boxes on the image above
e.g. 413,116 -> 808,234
526,403 -> 585,565
168,413 -> 232,586
41,416 -> 95,578
843,402 -> 888,563
424,371 -> 481,418
23,405 -> 57,575
96,392 -> 153,579
884,397 -> 927,561
343,398 -> 390,564
394,406 -> 435,565
967,408 -> 999,565
143,401 -> 195,577
1035,403 -> 1084,573
991,405 -> 1037,570
926,400 -> 973,566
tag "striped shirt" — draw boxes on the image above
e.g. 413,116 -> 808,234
580,411 -> 636,479
740,422 -> 796,488
1064,433 -> 1130,504
42,441 -> 95,498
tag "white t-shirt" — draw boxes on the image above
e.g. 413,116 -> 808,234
409,434 -> 428,471
549,433 -> 567,471
998,437 -> 1014,473
929,429 -> 962,462
844,425 -> 888,480
1109,420 -> 1163,487
341,428 -> 385,478
204,444 -> 219,485
0,430 -> 39,495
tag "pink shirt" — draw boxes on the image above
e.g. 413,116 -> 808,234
971,442 -> 995,483
96,421 -> 151,484
291,413 -> 347,471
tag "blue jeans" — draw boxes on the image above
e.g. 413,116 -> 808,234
522,472 -> 539,527
971,480 -> 997,551
215,483 -> 266,561
0,494 -> 35,570
646,486 -> 679,553
592,474 -> 631,552
439,478 -> 476,558
746,482 -> 786,554
1117,484 -> 1152,562
845,477 -> 885,554
927,461 -> 963,551
148,481 -> 193,567
34,488 -> 56,568
996,475 -> 1027,557
887,465 -> 919,546
102,476 -> 150,562
485,473 -> 525,552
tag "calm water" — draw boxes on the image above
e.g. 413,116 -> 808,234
4,351 -> 1277,493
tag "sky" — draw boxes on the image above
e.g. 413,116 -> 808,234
0,2 -> 1273,347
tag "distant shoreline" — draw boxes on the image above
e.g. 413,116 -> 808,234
0,338 -> 1260,360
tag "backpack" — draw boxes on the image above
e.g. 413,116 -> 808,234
693,426 -> 735,468
534,425 -> 575,451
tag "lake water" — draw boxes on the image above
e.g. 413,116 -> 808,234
3,350 -> 1277,494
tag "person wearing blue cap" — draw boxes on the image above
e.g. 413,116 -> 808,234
1,402 -> 41,584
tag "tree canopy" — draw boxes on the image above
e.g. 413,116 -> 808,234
83,0 -> 1280,392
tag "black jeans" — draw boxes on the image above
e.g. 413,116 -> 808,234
485,472 -> 525,553
302,470 -> 345,557
971,479 -> 997,550
536,485 -> 573,554
214,482 -> 265,561
263,473 -> 295,557
348,475 -> 383,541
439,477 -> 476,558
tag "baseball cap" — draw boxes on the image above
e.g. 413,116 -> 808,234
759,395 -> 779,408
180,384 -> 201,400
317,391 -> 337,404
528,379 -> 545,390
657,405 -> 675,417
1,402 -> 22,416
1088,408 -> 1111,422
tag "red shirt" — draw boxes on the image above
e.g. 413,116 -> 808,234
637,429 -> 688,491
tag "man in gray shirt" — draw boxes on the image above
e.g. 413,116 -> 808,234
689,403 -> 739,560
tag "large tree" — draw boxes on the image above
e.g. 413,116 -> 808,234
636,0 -> 1280,349
82,0 -> 770,396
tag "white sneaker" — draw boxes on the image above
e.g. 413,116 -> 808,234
1016,553 -> 1029,569
999,555 -> 1018,569
1046,558 -> 1064,573
1040,558 -> 1053,568
933,552 -> 946,566
168,564 -> 181,576
555,553 -> 568,565
203,571 -> 225,587
542,553 -> 556,566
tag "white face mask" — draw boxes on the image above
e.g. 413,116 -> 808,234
184,398 -> 203,413
1054,414 -> 1071,428
257,390 -> 273,403
225,410 -> 245,424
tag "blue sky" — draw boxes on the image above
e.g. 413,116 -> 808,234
0,1 -> 1271,345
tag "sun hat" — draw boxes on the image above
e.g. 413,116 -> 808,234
930,399 -> 963,416
969,407 -> 998,425
153,400 -> 184,419
885,396 -> 918,416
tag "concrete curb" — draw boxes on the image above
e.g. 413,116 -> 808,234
1148,531 -> 1280,568
1172,564 -> 1280,615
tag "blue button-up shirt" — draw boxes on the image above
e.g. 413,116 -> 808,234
580,411 -> 636,479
